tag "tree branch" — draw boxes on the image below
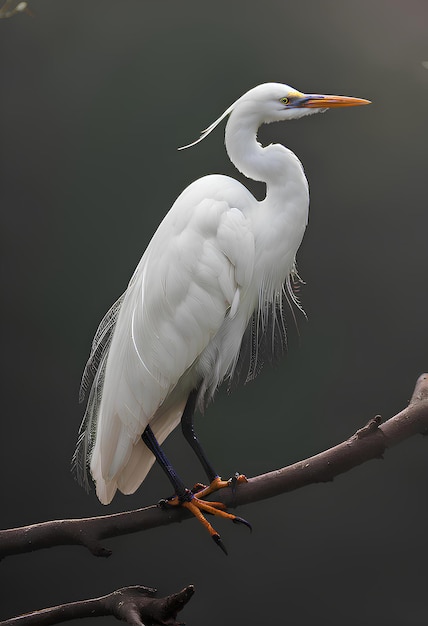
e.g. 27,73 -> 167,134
1,374 -> 427,560
0,584 -> 195,626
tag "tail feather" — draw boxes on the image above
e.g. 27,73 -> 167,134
92,398 -> 187,502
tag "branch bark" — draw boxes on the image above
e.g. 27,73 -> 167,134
1,374 -> 427,561
0,585 -> 195,626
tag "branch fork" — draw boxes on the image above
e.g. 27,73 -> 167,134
0,585 -> 195,626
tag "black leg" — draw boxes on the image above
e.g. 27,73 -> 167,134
181,389 -> 218,484
141,425 -> 189,501
143,399 -> 252,554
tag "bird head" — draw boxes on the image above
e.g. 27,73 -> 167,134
238,82 -> 371,123
179,82 -> 370,150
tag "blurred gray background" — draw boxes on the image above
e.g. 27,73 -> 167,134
1,1 -> 428,624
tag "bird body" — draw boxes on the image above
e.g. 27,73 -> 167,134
75,83 -> 369,506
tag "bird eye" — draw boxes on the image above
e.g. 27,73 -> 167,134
280,97 -> 289,105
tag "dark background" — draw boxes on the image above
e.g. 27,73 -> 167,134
1,1 -> 428,624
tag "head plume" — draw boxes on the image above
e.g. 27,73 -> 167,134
178,94 -> 243,151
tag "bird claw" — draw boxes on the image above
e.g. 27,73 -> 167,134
212,533 -> 228,556
232,516 -> 252,533
160,474 -> 252,551
228,472 -> 247,495
191,482 -> 208,494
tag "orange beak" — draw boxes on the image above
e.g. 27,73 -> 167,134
301,94 -> 371,108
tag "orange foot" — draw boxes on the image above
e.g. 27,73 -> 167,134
163,475 -> 250,555
192,474 -> 248,499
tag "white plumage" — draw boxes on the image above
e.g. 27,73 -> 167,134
74,83 -> 369,505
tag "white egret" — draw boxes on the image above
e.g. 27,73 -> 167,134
74,83 -> 370,552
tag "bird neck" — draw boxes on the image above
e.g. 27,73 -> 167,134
225,107 -> 307,206
225,107 -> 310,297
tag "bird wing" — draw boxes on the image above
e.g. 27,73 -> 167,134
76,185 -> 255,500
